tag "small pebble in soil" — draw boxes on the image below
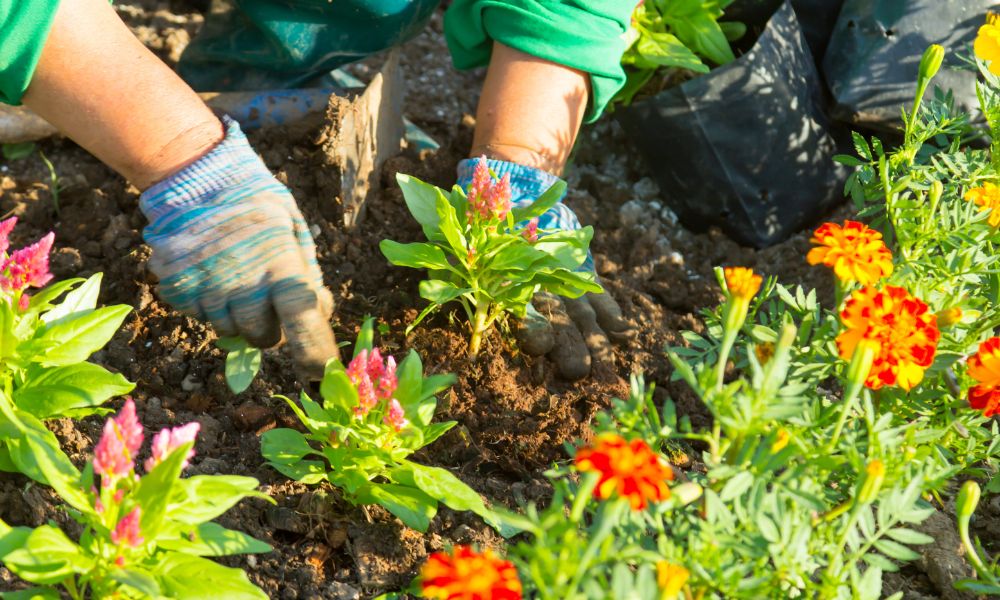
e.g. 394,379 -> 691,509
326,581 -> 361,600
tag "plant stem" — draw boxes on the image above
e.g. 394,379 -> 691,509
828,345 -> 876,452
468,296 -> 490,357
565,499 -> 626,597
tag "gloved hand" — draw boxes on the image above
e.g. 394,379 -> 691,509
457,158 -> 633,380
139,117 -> 338,379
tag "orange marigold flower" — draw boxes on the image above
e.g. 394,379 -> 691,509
976,15 -> 1000,75
421,546 -> 522,600
807,220 -> 893,285
836,286 -> 940,391
754,342 -> 775,366
657,561 -> 690,597
936,307 -> 963,328
723,267 -> 762,301
967,337 -> 1000,417
965,183 -> 1000,227
575,433 -> 673,510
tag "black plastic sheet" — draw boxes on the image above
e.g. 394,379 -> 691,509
617,1 -> 844,248
823,0 -> 994,130
726,0 -> 846,58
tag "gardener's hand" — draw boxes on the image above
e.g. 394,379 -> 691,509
139,117 -> 338,379
458,158 -> 633,380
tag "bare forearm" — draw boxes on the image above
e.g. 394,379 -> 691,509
472,42 -> 589,176
22,0 -> 222,190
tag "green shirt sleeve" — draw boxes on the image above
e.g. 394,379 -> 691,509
0,0 -> 61,105
443,0 -> 634,123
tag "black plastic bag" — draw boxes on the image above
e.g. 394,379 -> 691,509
726,0 -> 846,58
823,0 -> 992,129
617,1 -> 844,248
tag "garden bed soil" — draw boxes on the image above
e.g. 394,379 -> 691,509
0,1 -> 982,598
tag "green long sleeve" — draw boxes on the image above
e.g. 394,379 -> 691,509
443,0 -> 634,123
0,0 -> 61,105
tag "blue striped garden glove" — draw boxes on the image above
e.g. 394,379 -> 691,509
457,158 -> 632,381
140,117 -> 338,378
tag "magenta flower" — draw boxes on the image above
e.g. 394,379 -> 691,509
145,422 -> 200,472
93,399 -> 144,486
378,356 -> 397,400
0,232 -> 54,292
383,399 -> 409,432
367,348 -> 386,381
111,507 -> 144,548
523,218 -> 539,243
346,349 -> 369,384
489,174 -> 512,221
468,156 -> 491,208
355,373 -> 378,416
0,217 -> 17,257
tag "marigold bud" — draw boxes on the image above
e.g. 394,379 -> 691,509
857,459 -> 885,504
957,480 -> 981,521
918,44 -> 945,82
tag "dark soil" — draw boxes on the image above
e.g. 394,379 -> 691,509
0,1 -> 963,599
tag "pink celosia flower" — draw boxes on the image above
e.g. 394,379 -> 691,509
367,348 -> 385,381
347,349 -> 369,384
355,373 -> 378,416
0,232 -> 54,292
111,507 -> 144,548
383,399 -> 409,432
489,174 -> 512,221
93,399 -> 144,486
523,218 -> 539,243
378,356 -> 397,400
468,156 -> 491,208
0,217 -> 17,257
145,422 -> 200,472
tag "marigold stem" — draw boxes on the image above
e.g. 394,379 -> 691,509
828,344 -> 876,452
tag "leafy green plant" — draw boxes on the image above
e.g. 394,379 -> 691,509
217,336 -> 262,395
262,319 -> 501,532
0,218 -> 134,480
616,0 -> 745,105
0,399 -> 272,599
380,159 -> 600,356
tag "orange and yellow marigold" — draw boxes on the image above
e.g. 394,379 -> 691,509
836,286 -> 940,391
723,267 -> 762,301
421,546 -> 522,600
575,433 -> 673,511
807,220 -> 893,286
967,337 -> 1000,417
657,561 -> 690,598
975,13 -> 1000,75
965,182 -> 1000,227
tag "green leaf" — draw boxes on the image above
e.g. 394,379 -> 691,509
0,522 -> 31,558
2,525 -> 89,585
354,317 -> 375,358
223,338 -> 262,394
435,191 -> 468,258
26,279 -> 85,315
2,143 -> 36,161
419,280 -> 471,305
158,522 -> 272,556
320,368 -> 360,418
154,553 -> 268,600
41,273 -> 102,325
872,539 -> 921,562
1,588 -> 61,600
403,462 -> 508,533
365,483 -> 438,532
632,32 -> 708,73
269,459 -> 327,484
380,241 -> 454,271
14,363 -> 134,419
170,476 -> 273,525
261,429 -> 320,465
397,173 -> 446,233
132,442 -> 192,539
510,180 -> 568,223
12,425 -> 91,515
885,527 -> 934,546
110,568 -> 161,597
21,305 -> 132,366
